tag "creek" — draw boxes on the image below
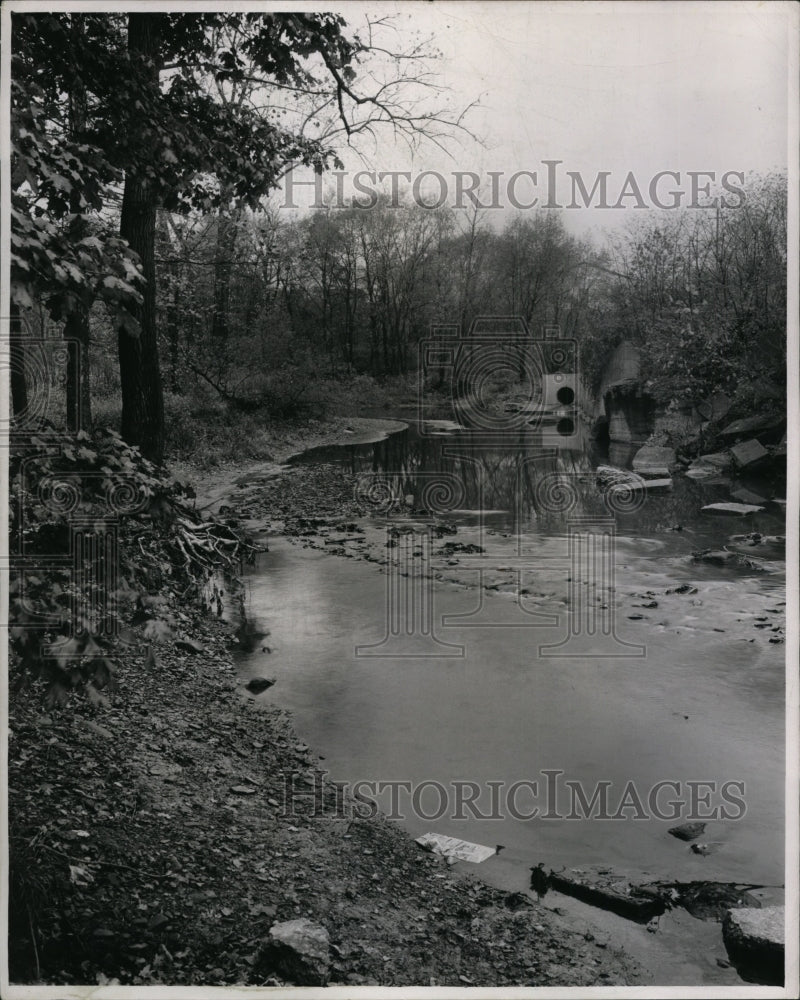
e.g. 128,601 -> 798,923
235,416 -> 786,983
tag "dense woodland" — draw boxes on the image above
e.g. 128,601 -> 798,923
10,13 -> 787,468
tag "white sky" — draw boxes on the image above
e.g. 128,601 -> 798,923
281,0 -> 792,237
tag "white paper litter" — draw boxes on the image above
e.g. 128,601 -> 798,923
415,832 -> 496,863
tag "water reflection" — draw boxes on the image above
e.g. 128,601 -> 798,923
292,422 -> 786,543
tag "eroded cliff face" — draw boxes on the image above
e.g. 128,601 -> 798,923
583,341 -> 656,448
604,386 -> 656,445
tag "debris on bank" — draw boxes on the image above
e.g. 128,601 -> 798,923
415,833 -> 497,864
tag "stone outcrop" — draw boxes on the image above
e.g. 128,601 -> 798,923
730,439 -> 769,469
259,918 -> 331,986
722,906 -> 784,985
597,342 -> 655,445
632,445 -> 676,474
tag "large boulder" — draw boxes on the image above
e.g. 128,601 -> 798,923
722,906 -> 784,985
259,918 -> 331,986
632,444 -> 676,474
696,391 -> 733,423
604,389 -> 655,444
719,413 -> 784,440
730,438 -> 769,469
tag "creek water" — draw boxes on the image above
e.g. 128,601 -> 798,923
236,417 -> 786,980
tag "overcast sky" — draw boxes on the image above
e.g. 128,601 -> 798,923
281,0 -> 792,238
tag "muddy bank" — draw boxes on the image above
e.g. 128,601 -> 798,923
177,415 -> 407,516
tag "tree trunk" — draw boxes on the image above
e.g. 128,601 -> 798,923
9,301 -> 28,417
157,213 -> 182,393
167,279 -> 181,393
66,14 -> 92,432
65,303 -> 91,431
118,13 -> 165,463
211,209 -> 238,341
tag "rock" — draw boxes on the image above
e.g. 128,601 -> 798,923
696,451 -> 733,469
261,918 -> 331,986
666,583 -> 698,595
719,413 -> 784,440
722,906 -> 784,985
730,487 -> 769,506
727,533 -> 785,560
175,636 -> 205,654
730,439 -> 768,469
632,445 -> 676,471
595,465 -> 635,488
701,503 -> 764,516
634,465 -> 671,478
668,822 -> 706,842
606,478 -> 671,499
692,549 -> 737,566
697,391 -> 733,422
636,880 -> 763,921
547,870 -> 665,923
691,842 -> 720,856
246,677 -> 276,694
685,463 -> 725,480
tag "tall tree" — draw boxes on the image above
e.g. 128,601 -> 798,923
13,12 -> 468,455
118,13 -> 165,460
64,13 -> 93,432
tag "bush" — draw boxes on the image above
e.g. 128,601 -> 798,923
9,426 -> 249,702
